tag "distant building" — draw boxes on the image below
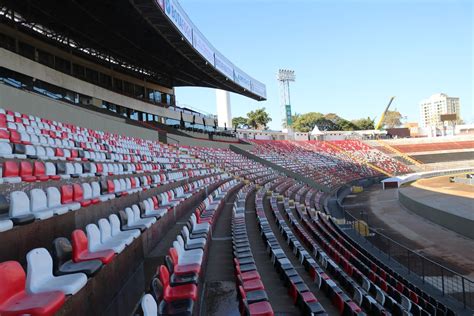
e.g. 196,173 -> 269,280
419,93 -> 460,128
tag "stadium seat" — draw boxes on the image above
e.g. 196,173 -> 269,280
71,229 -> 115,264
0,195 -> 14,232
30,188 -> 68,216
2,161 -> 22,183
0,261 -> 65,316
98,218 -> 133,246
26,248 -> 88,295
158,265 -> 198,302
60,185 -> 81,211
86,223 -> 125,254
140,293 -> 158,316
72,183 -> 91,207
52,237 -> 102,277
108,214 -> 140,240
33,161 -> 50,181
11,190 -> 53,220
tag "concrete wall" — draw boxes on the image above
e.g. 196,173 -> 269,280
0,83 -> 158,140
398,190 -> 474,240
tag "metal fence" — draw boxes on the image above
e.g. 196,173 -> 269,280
342,210 -> 474,310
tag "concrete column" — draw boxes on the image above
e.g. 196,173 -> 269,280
216,89 -> 232,128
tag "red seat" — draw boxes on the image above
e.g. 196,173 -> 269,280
169,248 -> 201,276
247,300 -> 274,316
19,161 -> 37,182
159,265 -> 198,302
0,129 -> 9,141
71,230 -> 115,264
3,161 -> 20,178
9,130 -> 21,144
60,185 -> 74,205
33,162 -> 50,182
73,184 -> 91,207
0,261 -> 65,316
55,148 -> 64,159
241,278 -> 264,292
235,265 -> 260,282
332,293 -> 345,313
106,180 -> 115,194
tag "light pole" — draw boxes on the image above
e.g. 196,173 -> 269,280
277,69 -> 295,131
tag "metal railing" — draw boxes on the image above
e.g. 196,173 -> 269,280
342,209 -> 474,310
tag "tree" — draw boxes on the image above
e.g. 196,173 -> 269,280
247,108 -> 272,130
291,112 -> 324,132
232,116 -> 248,129
383,109 -> 403,128
352,117 -> 375,130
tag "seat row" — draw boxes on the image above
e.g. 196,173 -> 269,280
139,179 -> 239,315
253,183 -> 328,315
0,168 -> 218,232
232,184 -> 274,316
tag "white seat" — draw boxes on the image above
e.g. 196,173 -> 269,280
109,214 -> 140,240
10,191 -> 39,219
144,199 -> 166,218
26,248 -> 87,295
98,218 -> 132,246
44,162 -> 58,178
182,226 -> 206,247
132,205 -> 156,227
29,189 -> 61,218
191,214 -> 210,232
0,143 -> 14,159
172,238 -> 202,266
0,219 -> 13,232
86,223 -> 125,254
141,294 -> 157,316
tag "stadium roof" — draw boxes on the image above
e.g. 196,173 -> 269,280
0,0 -> 266,100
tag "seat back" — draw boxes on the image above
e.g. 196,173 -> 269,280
30,188 -> 48,213
91,182 -> 101,198
109,214 -> 123,236
33,161 -> 46,176
158,265 -> 170,289
132,204 -> 141,220
52,237 -> 73,269
3,161 -> 19,178
61,185 -> 74,204
46,187 -> 62,208
141,293 -> 158,316
124,207 -> 135,225
71,229 -> 88,260
10,191 -> 31,217
45,162 -> 56,176
98,218 -> 112,243
82,183 -> 93,200
26,248 -> 53,292
73,184 -> 84,202
150,277 -> 163,303
0,261 -> 26,303
86,224 -> 102,251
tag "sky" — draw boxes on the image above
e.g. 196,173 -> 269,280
174,0 -> 473,130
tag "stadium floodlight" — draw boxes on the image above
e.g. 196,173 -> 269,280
277,69 -> 295,82
277,69 -> 296,130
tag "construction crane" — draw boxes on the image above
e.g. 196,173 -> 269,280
375,96 -> 395,130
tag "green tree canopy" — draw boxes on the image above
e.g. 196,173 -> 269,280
291,112 -> 324,132
232,116 -> 248,129
352,117 -> 375,130
247,107 -> 272,130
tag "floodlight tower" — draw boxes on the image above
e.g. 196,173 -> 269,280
277,69 -> 295,130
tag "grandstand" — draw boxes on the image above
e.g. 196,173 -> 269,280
0,1 -> 473,316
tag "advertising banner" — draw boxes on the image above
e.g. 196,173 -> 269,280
192,30 -> 215,64
164,0 -> 193,43
251,79 -> 266,98
234,67 -> 251,90
285,104 -> 292,125
214,52 -> 234,80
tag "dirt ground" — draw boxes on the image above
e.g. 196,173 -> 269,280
343,184 -> 474,279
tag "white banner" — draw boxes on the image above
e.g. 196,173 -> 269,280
164,0 -> 193,43
234,67 -> 251,90
214,52 -> 234,80
251,79 -> 267,98
192,30 -> 214,64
